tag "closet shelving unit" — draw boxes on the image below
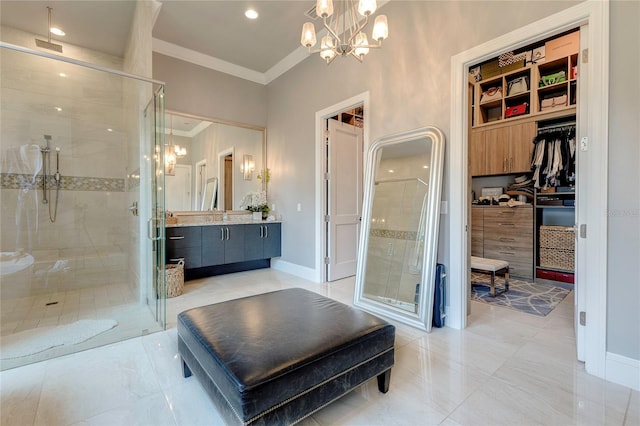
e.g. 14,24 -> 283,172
532,121 -> 576,286
469,29 -> 580,286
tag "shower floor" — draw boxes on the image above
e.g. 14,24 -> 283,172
0,281 -> 162,370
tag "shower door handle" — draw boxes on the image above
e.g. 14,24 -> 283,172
128,201 -> 138,217
147,218 -> 161,241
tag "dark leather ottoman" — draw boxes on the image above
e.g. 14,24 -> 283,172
177,288 -> 395,425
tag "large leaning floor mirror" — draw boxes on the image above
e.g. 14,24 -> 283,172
354,127 -> 445,332
163,111 -> 266,213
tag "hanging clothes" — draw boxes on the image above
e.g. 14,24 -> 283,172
530,126 -> 575,189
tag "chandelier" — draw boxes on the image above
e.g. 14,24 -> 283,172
165,115 -> 187,176
300,0 -> 389,64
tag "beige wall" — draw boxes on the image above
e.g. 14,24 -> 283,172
606,0 -> 640,360
152,53 -> 267,127
265,0 -> 581,269
152,1 -> 639,361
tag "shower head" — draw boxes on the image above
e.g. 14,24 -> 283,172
35,39 -> 63,53
35,7 -> 63,53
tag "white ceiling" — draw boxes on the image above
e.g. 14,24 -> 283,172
0,0 -> 317,81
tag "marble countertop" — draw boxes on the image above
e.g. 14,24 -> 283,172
166,218 -> 281,228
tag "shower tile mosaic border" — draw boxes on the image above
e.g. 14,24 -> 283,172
127,168 -> 141,190
1,173 -> 125,192
370,228 -> 418,241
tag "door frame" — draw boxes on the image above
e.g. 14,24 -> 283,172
315,92 -> 370,282
217,148 -> 234,211
194,159 -> 207,210
449,1 -> 609,379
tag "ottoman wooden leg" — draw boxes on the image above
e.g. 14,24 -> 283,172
377,370 -> 391,393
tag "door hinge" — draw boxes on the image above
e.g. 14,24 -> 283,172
324,129 -> 330,138
324,256 -> 330,264
579,311 -> 586,326
582,48 -> 588,64
324,172 -> 330,180
324,214 -> 330,222
579,224 -> 587,238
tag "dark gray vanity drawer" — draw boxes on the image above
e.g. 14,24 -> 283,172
166,246 -> 202,269
166,227 -> 202,249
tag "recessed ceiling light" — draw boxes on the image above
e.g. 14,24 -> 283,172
107,128 -> 113,132
54,106 -> 62,112
245,9 -> 258,19
50,27 -> 65,36
58,72 -> 67,78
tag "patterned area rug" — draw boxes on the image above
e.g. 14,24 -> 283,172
471,273 -> 570,316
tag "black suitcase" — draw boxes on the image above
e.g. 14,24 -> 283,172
413,263 -> 446,327
432,263 -> 446,328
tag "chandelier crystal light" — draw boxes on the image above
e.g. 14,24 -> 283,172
300,0 -> 388,64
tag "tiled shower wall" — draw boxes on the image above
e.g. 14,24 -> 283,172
0,27 -> 131,300
363,156 -> 430,306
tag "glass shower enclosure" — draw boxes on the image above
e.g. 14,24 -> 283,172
0,43 -> 166,370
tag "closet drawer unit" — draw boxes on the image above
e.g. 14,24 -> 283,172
484,247 -> 532,279
471,208 -> 484,257
483,208 -> 533,235
482,207 -> 533,279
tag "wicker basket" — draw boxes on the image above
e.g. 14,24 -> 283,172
539,225 -> 575,250
540,248 -> 575,270
164,260 -> 185,298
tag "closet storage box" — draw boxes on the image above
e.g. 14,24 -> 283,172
539,225 -> 575,271
545,31 -> 579,62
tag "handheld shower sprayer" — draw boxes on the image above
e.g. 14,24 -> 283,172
54,147 -> 61,184
40,135 -> 61,222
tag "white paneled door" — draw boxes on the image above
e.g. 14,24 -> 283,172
165,164 -> 192,212
327,119 -> 363,281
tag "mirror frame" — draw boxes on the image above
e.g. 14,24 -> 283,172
354,126 -> 445,332
201,177 -> 218,211
165,110 -> 268,209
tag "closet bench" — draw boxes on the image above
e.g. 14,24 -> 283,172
177,288 -> 395,425
471,256 -> 510,297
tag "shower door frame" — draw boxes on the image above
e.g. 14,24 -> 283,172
0,41 -> 167,331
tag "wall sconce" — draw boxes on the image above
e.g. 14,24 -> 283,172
242,154 -> 254,180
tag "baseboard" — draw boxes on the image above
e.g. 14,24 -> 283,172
271,259 -> 320,282
606,352 -> 640,391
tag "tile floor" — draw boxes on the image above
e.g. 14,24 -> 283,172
1,268 -> 638,425
0,281 -> 162,371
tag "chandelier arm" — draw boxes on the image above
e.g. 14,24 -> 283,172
350,50 -> 365,62
323,17 -> 341,42
344,14 -> 370,46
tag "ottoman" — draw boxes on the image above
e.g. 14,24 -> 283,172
177,288 -> 395,425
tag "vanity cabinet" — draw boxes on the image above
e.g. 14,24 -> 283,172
201,225 -> 245,266
244,223 -> 282,261
471,206 -> 533,280
166,222 -> 281,280
166,227 -> 202,269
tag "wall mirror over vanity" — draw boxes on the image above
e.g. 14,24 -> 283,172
163,111 -> 280,282
164,110 -> 267,214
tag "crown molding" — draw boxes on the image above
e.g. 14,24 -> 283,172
152,38 -> 268,85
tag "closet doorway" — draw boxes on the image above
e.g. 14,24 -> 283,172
450,2 -> 609,379
314,92 -> 370,283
